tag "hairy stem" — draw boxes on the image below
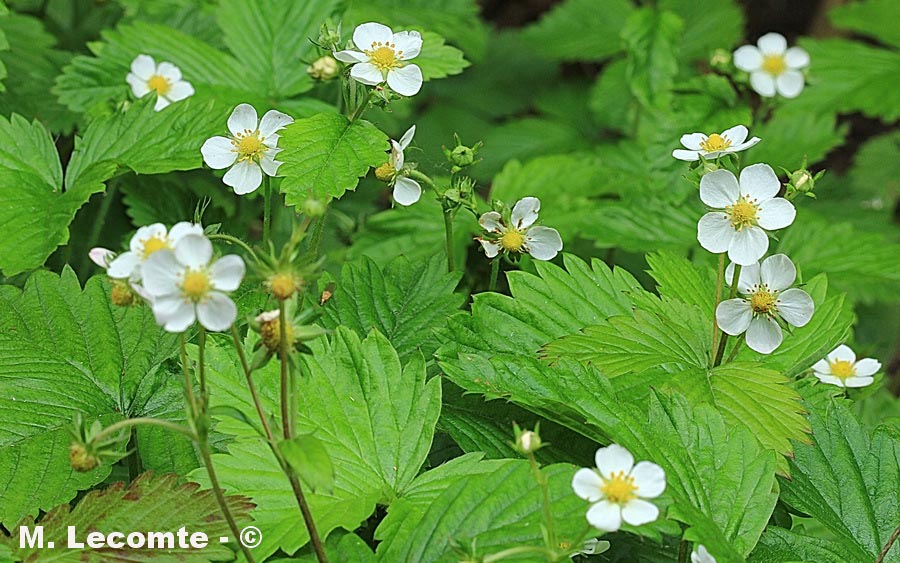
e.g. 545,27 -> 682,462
208,233 -> 259,262
93,417 -> 196,443
278,299 -> 292,440
443,209 -> 456,273
527,452 -> 557,551
713,263 -> 741,366
288,472 -> 329,562
179,334 -> 197,416
676,539 -> 689,563
230,325 -> 274,441
263,175 -> 272,248
198,326 -> 208,408
876,523 -> 900,563
489,258 -> 500,292
198,441 -> 257,563
709,253 -> 725,368
483,545 -> 557,562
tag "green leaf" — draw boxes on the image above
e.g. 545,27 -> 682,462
745,105 -> 847,169
0,270 -> 179,527
279,434 -> 335,494
646,251 -> 717,318
660,0 -> 744,62
2,472 -> 253,562
477,117 -> 589,180
588,58 -> 633,133
751,526 -> 868,563
194,328 -> 442,559
829,0 -> 900,49
622,8 -> 683,111
215,0 -> 344,98
277,112 -> 388,205
415,31 -> 469,81
317,254 -> 464,362
772,402 -> 900,561
520,0 -> 633,62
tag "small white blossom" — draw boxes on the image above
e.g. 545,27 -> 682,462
334,22 -> 423,96
126,54 -> 194,111
477,197 -> 563,261
734,33 -> 809,98
379,125 -> 421,205
201,103 -> 293,195
692,545 -> 716,563
89,247 -> 115,269
697,164 -> 795,265
716,254 -> 814,354
571,444 -> 666,532
812,345 -> 881,388
106,222 -> 203,282
672,125 -> 760,161
141,234 -> 245,333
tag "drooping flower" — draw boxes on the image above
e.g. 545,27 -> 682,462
106,222 -> 204,282
477,197 -> 563,261
571,444 -> 666,532
334,22 -> 423,96
374,125 -> 421,205
89,247 -> 116,269
697,163 -> 796,265
672,125 -> 761,161
733,33 -> 809,98
812,345 -> 881,388
692,545 -> 716,563
141,234 -> 245,332
201,103 -> 293,195
716,254 -> 814,354
126,54 -> 194,111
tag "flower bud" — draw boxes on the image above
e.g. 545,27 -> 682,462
316,22 -> 341,49
513,423 -> 544,455
301,198 -> 327,218
69,442 -> 99,472
442,134 -> 482,173
307,55 -> 339,81
710,48 -> 732,72
267,272 -> 301,300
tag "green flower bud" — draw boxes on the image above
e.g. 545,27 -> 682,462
301,197 -> 327,218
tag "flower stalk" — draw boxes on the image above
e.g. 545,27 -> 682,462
713,264 -> 741,366
263,175 -> 272,248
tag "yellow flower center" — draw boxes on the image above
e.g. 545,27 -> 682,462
110,280 -> 136,307
365,42 -> 404,71
232,130 -> 266,163
750,288 -> 777,315
500,230 -> 525,252
829,359 -> 856,379
375,162 -> 395,182
141,236 -> 170,259
601,470 -> 638,505
725,198 -> 759,230
147,74 -> 171,95
699,133 -> 732,153
762,54 -> 786,76
268,272 -> 298,300
182,270 -> 211,301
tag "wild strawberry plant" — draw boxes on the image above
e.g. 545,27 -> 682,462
0,1 -> 898,562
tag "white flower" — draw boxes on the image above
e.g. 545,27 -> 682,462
812,345 -> 881,388
141,234 -> 245,333
734,33 -> 809,98
106,222 -> 203,282
697,163 -> 796,265
692,545 -> 716,563
334,22 -> 423,97
89,247 -> 115,269
126,54 -> 194,111
376,125 -> 421,205
477,197 -> 563,261
201,103 -> 293,195
716,254 -> 814,354
571,444 -> 666,532
672,125 -> 761,161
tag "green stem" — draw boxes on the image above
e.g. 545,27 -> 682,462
278,299 -> 292,439
489,258 -> 500,292
198,441 -> 258,563
230,325 -> 275,441
93,417 -> 196,443
442,209 -> 455,273
713,263 -> 741,367
208,233 -> 259,262
349,89 -> 373,122
81,183 -> 117,273
198,326 -> 208,408
406,169 -> 435,189
677,539 -> 690,563
179,334 -> 197,416
725,336 -> 744,364
876,523 -> 900,563
287,472 -> 329,563
263,175 -> 272,249
527,452 -> 557,551
709,254 -> 726,369
482,545 -> 557,562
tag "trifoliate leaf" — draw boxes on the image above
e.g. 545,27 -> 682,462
520,0 -> 633,62
317,254 -> 464,362
194,328 -> 442,559
0,270 -> 179,527
622,8 -> 683,111
745,105 -> 847,170
2,472 -> 253,562
415,31 -> 469,81
277,112 -> 388,205
829,0 -> 900,49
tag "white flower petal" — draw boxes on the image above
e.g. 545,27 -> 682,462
730,137 -> 762,152
760,254 -> 796,291
525,226 -> 563,261
107,251 -> 141,279
844,376 -> 874,388
155,62 -> 182,82
726,261 -> 761,294
197,292 -> 237,332
700,169 -> 740,208
631,461 -> 666,498
621,499 -> 659,527
141,250 -> 181,296
399,124 -> 416,150
258,109 -> 293,138
260,153 -> 281,177
746,316 -> 783,354
716,298 -> 752,335
697,213 -> 735,253
854,358 -> 882,377
210,255 -> 245,292
479,211 -> 502,233
223,160 -> 263,195
227,103 -> 259,136
131,224 -> 167,253
126,73 -> 151,97
680,133 -> 707,150
478,239 -> 501,258
777,288 -> 814,327
720,125 -> 748,146
758,32 -> 787,55
586,500 -> 622,532
572,468 -> 605,502
130,54 -> 156,80
756,198 -> 795,231
174,234 -> 212,269
595,444 -> 634,479
392,176 -> 422,206
784,47 -> 810,69
168,222 -> 203,242
812,359 -> 831,373
733,45 -> 762,71
160,298 -> 196,333
692,545 -> 716,563
672,149 -> 701,161
201,136 -> 237,169
353,22 -> 393,50
776,70 -> 805,98
154,96 -> 171,111
166,81 -> 194,102
386,64 -> 423,96
815,374 -> 845,387
391,139 -> 405,169
350,62 -> 384,86
89,247 -> 115,268
727,226 -> 768,266
511,197 -> 541,229
333,49 -> 367,63
392,30 -> 422,60
828,345 -> 856,363
750,71 -> 776,97
740,163 -> 780,201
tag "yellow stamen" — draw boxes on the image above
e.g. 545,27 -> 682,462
700,133 -> 732,153
601,470 -> 638,504
365,42 -> 404,71
762,54 -> 786,76
375,162 -> 395,182
147,74 -> 171,95
141,236 -> 169,259
500,230 -> 525,252
750,288 -> 777,315
829,359 -> 856,379
182,270 -> 211,301
725,198 -> 759,230
232,130 -> 266,163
